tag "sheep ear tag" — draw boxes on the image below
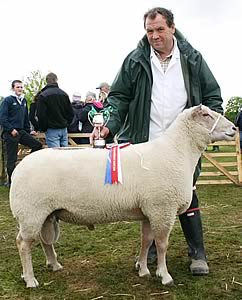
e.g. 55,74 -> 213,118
104,143 -> 130,185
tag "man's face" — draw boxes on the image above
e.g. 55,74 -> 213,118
13,83 -> 24,97
101,86 -> 109,94
145,14 -> 175,55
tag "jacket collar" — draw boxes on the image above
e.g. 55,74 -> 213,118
46,83 -> 58,88
40,83 -> 59,93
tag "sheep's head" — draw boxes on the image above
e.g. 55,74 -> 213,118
191,105 -> 237,143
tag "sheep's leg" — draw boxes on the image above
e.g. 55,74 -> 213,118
40,240 -> 63,271
16,232 -> 39,288
135,220 -> 153,277
154,229 -> 174,286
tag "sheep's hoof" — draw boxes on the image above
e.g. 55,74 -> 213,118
47,262 -> 63,272
26,277 -> 39,288
156,271 -> 174,286
139,268 -> 151,277
163,279 -> 174,286
135,260 -> 151,277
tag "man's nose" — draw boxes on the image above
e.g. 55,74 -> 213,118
152,31 -> 159,39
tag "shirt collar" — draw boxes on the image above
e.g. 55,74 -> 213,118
12,93 -> 24,103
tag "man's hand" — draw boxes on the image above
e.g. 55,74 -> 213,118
30,130 -> 37,136
11,129 -> 19,137
90,126 -> 110,145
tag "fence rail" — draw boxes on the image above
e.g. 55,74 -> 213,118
0,132 -> 242,186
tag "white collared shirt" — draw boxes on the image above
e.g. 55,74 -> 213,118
12,93 -> 24,105
149,37 -> 187,140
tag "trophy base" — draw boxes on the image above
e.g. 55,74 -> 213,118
93,139 -> 106,149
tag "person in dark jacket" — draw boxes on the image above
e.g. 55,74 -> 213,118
0,80 -> 42,185
37,73 -> 74,148
234,110 -> 242,150
91,7 -> 224,275
67,93 -> 84,144
68,93 -> 84,133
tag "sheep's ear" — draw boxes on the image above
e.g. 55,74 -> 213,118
191,104 -> 203,119
192,105 -> 213,121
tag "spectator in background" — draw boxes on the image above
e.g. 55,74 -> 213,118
96,82 -> 110,106
67,92 -> 84,144
78,91 -> 102,144
0,80 -> 42,185
235,109 -> 242,151
85,91 -> 97,102
37,72 -> 74,148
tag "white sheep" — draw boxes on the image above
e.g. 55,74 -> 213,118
9,105 -> 236,288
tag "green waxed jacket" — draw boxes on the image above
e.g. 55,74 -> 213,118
107,29 -> 223,144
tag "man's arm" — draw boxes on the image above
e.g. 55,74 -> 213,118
36,95 -> 48,132
90,54 -> 135,144
105,56 -> 134,138
0,98 -> 14,133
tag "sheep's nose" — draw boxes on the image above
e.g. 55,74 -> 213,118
232,126 -> 237,131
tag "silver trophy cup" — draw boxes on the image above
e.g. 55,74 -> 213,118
88,111 -> 109,148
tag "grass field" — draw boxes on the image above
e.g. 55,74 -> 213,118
0,184 -> 241,300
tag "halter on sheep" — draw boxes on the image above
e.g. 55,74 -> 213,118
9,105 -> 237,288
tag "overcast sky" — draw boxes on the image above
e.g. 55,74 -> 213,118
1,0 -> 242,107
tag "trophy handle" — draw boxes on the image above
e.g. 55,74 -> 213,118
103,111 -> 110,127
88,111 -> 95,127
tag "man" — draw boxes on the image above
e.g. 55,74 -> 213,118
37,73 -> 74,148
85,91 -> 97,103
0,80 -> 42,185
234,109 -> 242,151
96,82 -> 110,105
92,7 -> 223,275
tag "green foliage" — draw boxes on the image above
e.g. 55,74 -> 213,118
23,70 -> 46,107
224,96 -> 242,123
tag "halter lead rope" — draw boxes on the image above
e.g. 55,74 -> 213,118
209,114 -> 222,134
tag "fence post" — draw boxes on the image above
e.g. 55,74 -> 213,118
235,130 -> 242,184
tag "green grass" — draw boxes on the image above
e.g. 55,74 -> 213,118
0,185 -> 241,300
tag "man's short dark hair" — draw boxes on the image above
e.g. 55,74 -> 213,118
11,80 -> 22,89
46,72 -> 58,84
144,7 -> 174,28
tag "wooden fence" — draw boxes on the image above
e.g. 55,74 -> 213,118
0,132 -> 242,186
198,132 -> 242,185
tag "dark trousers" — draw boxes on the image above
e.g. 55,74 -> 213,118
3,130 -> 42,183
